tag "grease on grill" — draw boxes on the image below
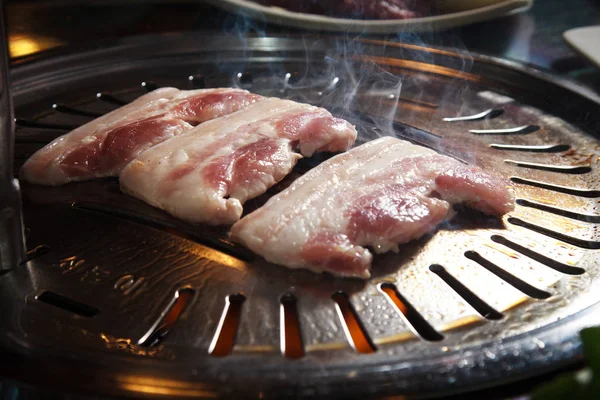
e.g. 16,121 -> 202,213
429,265 -> 503,320
280,293 -> 304,359
464,251 -> 551,299
138,287 -> 195,347
378,283 -> 444,341
490,235 -> 585,275
210,293 -> 245,356
332,292 -> 376,353
35,290 -> 99,317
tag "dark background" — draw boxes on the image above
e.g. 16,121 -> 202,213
4,0 -> 600,92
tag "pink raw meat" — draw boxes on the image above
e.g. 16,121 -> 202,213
231,136 -> 514,279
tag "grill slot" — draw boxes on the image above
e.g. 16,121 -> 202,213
378,283 -> 444,341
504,160 -> 591,174
35,291 -> 99,318
442,108 -> 503,122
490,143 -> 571,153
516,199 -> 600,223
209,294 -> 245,357
464,251 -> 552,299
429,264 -> 503,320
510,177 -> 600,197
188,75 -> 206,88
138,287 -> 195,347
332,292 -> 376,353
23,244 -> 50,263
470,125 -> 540,135
15,118 -> 76,131
508,217 -> 600,249
141,81 -> 158,92
490,235 -> 585,275
52,103 -> 103,118
96,92 -> 128,106
280,294 -> 304,359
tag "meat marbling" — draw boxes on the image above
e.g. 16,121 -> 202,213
119,98 -> 357,225
231,136 -> 514,279
20,87 -> 263,185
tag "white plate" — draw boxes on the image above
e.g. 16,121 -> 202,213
204,0 -> 533,33
564,26 -> 600,70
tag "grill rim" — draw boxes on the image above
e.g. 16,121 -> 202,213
3,32 -> 600,398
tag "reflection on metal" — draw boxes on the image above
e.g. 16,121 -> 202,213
8,34 -> 63,58
117,376 -> 217,398
0,0 -> 25,271
443,108 -> 503,122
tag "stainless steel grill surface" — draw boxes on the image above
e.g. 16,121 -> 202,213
2,34 -> 600,398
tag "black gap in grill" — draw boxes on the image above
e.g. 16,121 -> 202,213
504,160 -> 591,174
511,177 -> 600,198
141,81 -> 158,92
52,103 -> 103,118
280,293 -> 304,359
35,291 -> 99,318
22,244 -> 51,264
332,292 -> 376,354
96,92 -> 129,106
429,264 -> 503,320
442,108 -> 504,122
378,283 -> 443,341
490,143 -> 571,153
138,287 -> 195,348
490,235 -> 585,275
15,118 -> 77,131
508,217 -> 600,249
464,251 -> 551,299
470,125 -> 540,135
188,75 -> 206,89
516,199 -> 600,223
209,294 -> 245,357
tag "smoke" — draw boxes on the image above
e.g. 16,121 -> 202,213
217,5 -> 475,152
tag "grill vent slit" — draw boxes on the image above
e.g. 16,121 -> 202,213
470,125 -> 540,135
508,217 -> 600,249
35,291 -> 99,318
511,177 -> 600,197
96,92 -> 128,106
23,244 -> 51,263
464,251 -> 551,299
138,287 -> 194,347
280,294 -> 304,359
378,283 -> 443,341
15,118 -> 76,131
516,199 -> 600,223
188,75 -> 206,88
332,292 -> 376,353
504,160 -> 591,174
209,294 -> 245,357
490,235 -> 585,275
52,103 -> 103,118
490,143 -> 570,153
141,81 -> 158,92
442,108 -> 503,122
429,265 -> 503,320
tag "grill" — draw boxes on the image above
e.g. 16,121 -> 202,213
2,33 -> 600,398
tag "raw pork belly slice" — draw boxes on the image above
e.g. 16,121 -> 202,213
20,87 -> 263,185
231,136 -> 514,279
120,98 -> 357,225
